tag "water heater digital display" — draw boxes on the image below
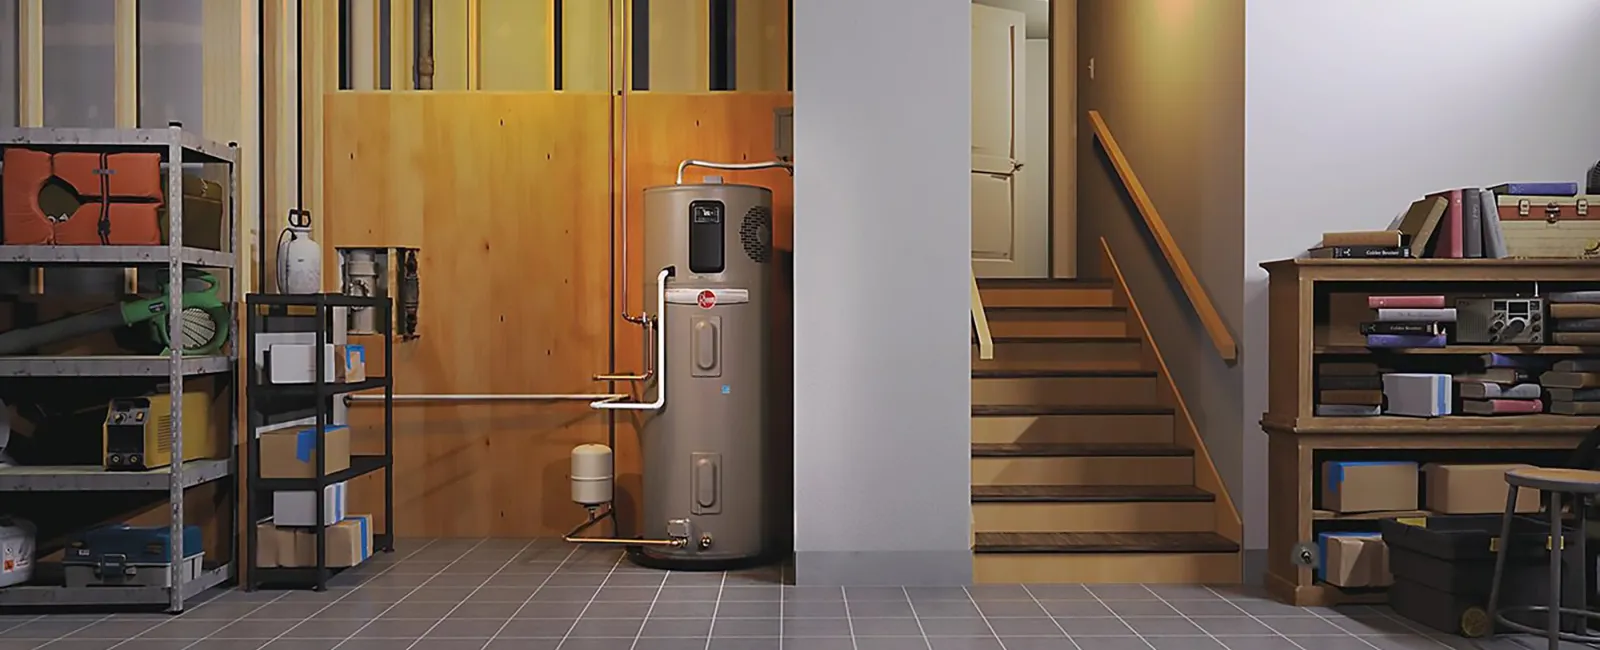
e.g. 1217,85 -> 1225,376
688,200 -> 725,274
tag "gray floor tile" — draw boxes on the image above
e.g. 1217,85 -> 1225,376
708,639 -> 782,650
1000,639 -> 1082,650
786,600 -> 848,617
906,588 -> 972,602
927,638 -> 1005,650
968,585 -> 1032,601
213,619 -> 301,639
64,620 -> 162,639
1040,600 -> 1115,617
564,618 -> 642,638
113,641 -> 207,650
517,602 -> 592,619
849,587 -> 914,601
1088,585 -> 1157,601
1293,636 -> 1388,650
783,639 -> 858,650
281,619 -> 369,638
1147,637 -> 1225,650
31,641 -> 121,650
919,618 -> 997,637
1027,585 -> 1096,601
447,602 -> 523,619
782,617 -> 853,637
1265,616 -> 1352,636
1107,600 -> 1178,617
1070,639 -> 1156,650
1052,617 -> 1134,637
720,585 -> 781,601
353,619 -> 437,638
709,617 -> 781,637
851,600 -> 918,617
852,618 -> 927,637
660,586 -> 722,601
977,600 -> 1049,618
1123,617 -> 1203,636
639,617 -> 713,637
260,640 -> 343,650
986,617 -> 1065,637
713,601 -> 781,618
1213,637 -> 1305,650
913,601 -> 983,618
495,619 -> 572,638
1191,616 -> 1278,636
482,640 -> 561,650
408,640 -> 500,650
856,638 -> 935,650
643,600 -> 717,618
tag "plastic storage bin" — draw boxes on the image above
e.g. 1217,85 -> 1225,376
0,516 -> 36,588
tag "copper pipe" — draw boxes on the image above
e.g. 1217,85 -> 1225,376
594,319 -> 655,382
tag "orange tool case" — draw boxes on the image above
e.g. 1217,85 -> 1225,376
1,146 -> 163,245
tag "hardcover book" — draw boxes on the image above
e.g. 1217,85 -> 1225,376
1547,387 -> 1600,402
1308,246 -> 1412,259
1367,334 -> 1446,348
1490,182 -> 1580,196
1397,196 -> 1448,258
1367,296 -> 1446,309
1377,308 -> 1457,323
1362,322 -> 1446,336
1459,382 -> 1541,400
1461,399 -> 1543,415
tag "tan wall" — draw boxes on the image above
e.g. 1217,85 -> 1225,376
1073,0 -> 1245,503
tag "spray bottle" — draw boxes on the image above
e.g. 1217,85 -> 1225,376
277,208 -> 322,294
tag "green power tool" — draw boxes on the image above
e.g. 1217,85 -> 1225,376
0,272 -> 230,356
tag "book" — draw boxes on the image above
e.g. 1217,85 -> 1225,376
1478,353 -> 1547,369
1377,308 -> 1457,322
1550,291 -> 1600,303
1424,189 -> 1464,258
1489,182 -> 1580,196
1461,399 -> 1544,415
1540,371 -> 1600,389
1367,295 -> 1446,309
1308,246 -> 1412,259
1455,368 -> 1533,385
1321,389 -> 1384,406
1318,362 -> 1381,377
1551,304 -> 1600,319
1315,404 -> 1381,417
1397,196 -> 1448,258
1556,319 -> 1600,333
1552,333 -> 1600,345
1459,382 -> 1542,400
1319,375 -> 1382,391
1320,231 -> 1403,247
1481,190 -> 1507,258
1547,387 -> 1600,402
1367,334 -> 1446,348
1361,322 -> 1446,336
1551,401 -> 1600,415
1462,188 -> 1483,258
1554,359 -> 1600,373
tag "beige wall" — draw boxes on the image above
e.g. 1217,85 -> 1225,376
1073,0 -> 1245,503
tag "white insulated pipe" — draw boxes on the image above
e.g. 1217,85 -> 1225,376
676,159 -> 794,185
592,268 -> 672,411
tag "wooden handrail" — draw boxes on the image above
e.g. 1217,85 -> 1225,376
971,270 -> 994,360
1088,110 -> 1238,363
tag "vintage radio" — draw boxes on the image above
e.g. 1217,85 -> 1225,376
1498,195 -> 1600,259
1455,297 -> 1545,345
102,388 -> 226,471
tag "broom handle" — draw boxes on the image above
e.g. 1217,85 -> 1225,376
0,307 -> 127,355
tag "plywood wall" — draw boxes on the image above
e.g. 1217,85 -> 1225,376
324,92 -> 614,537
320,91 -> 792,538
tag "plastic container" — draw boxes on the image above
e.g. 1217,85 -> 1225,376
0,516 -> 36,588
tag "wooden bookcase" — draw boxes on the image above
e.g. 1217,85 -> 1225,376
1261,258 -> 1600,606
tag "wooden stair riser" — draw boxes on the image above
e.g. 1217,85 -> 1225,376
970,415 -> 1174,445
972,341 -> 1145,372
987,311 -> 1128,338
971,457 -> 1193,486
973,501 -> 1214,534
980,288 -> 1115,308
973,552 -> 1241,584
971,376 -> 1160,407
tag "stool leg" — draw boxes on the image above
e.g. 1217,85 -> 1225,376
1489,483 -> 1519,630
1549,489 -> 1562,650
1576,495 -> 1589,635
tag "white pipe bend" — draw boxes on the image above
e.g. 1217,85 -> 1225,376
592,267 -> 672,411
676,159 -> 794,184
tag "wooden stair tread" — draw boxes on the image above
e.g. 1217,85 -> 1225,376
971,442 -> 1192,458
977,278 -> 1113,289
972,405 -> 1172,416
974,532 -> 1239,554
972,485 -> 1214,503
971,369 -> 1156,379
991,336 -> 1140,344
986,306 -> 1125,314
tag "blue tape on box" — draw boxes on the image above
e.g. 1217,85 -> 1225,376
1327,461 -> 1413,486
347,344 -> 365,366
294,425 -> 350,463
1435,374 -> 1448,416
1316,532 -> 1381,583
353,516 -> 369,561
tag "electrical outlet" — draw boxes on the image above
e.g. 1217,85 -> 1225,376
1089,57 -> 1096,80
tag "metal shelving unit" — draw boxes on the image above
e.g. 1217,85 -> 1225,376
245,293 -> 395,591
0,125 -> 241,613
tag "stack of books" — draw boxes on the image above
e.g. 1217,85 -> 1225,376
1365,295 -> 1452,349
1309,231 -> 1411,260
1545,359 -> 1600,415
1458,354 -> 1545,415
1550,291 -> 1600,346
1317,362 -> 1384,416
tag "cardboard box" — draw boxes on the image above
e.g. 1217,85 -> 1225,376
1321,461 -> 1419,513
259,425 -> 351,479
1424,463 -> 1541,514
269,343 -> 359,384
343,344 -> 366,382
1318,532 -> 1392,588
1382,373 -> 1453,417
273,481 -> 348,527
255,515 -> 373,569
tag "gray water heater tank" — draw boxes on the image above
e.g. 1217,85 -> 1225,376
635,181 -> 773,569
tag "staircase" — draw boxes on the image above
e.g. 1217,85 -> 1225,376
970,278 -> 1242,584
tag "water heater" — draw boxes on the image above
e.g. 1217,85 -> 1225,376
635,180 -> 773,569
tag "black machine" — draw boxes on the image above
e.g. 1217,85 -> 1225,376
1456,297 -> 1545,345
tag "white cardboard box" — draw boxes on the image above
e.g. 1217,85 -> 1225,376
268,343 -> 339,384
1382,373 -> 1453,417
273,481 -> 348,527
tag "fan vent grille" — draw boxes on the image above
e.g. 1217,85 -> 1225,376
740,206 -> 771,264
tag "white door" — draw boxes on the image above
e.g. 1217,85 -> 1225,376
971,3 -> 1044,277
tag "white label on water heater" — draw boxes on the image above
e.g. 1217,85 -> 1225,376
666,288 -> 750,306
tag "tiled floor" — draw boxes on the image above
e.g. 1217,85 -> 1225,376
0,538 -> 1581,650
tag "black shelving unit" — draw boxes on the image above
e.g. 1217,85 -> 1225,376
244,293 -> 394,591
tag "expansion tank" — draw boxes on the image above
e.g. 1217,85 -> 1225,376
635,181 -> 773,569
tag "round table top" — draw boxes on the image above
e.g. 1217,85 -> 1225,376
1506,467 -> 1600,494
